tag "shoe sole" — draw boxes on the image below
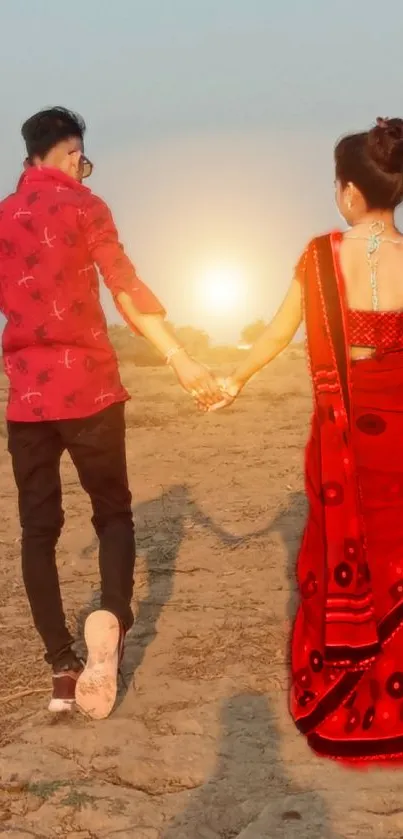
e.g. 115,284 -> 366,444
75,610 -> 120,720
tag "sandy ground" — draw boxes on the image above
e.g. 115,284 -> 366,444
1,351 -> 403,838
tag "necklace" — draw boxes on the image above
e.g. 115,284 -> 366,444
344,221 -> 403,311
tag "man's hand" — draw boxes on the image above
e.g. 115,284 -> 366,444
170,352 -> 223,408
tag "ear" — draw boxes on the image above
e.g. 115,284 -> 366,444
345,181 -> 359,209
348,181 -> 361,201
70,150 -> 82,167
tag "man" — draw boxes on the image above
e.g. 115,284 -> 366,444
0,107 -> 221,720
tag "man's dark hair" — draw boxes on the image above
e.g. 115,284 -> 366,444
21,106 -> 86,161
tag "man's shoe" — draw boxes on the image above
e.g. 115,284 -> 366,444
48,663 -> 83,713
75,610 -> 125,720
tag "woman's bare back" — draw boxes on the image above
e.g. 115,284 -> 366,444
339,227 -> 403,358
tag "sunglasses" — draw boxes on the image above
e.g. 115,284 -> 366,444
69,151 -> 94,179
24,151 -> 94,180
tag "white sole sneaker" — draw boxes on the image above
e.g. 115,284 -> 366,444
48,669 -> 82,713
75,610 -> 121,720
48,696 -> 75,713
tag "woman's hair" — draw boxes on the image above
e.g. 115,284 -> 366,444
21,106 -> 86,161
335,117 -> 403,210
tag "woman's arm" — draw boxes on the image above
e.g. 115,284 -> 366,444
232,278 -> 303,390
207,278 -> 303,412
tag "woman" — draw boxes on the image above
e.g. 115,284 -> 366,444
214,117 -> 403,762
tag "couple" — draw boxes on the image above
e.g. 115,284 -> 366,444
2,108 -> 403,763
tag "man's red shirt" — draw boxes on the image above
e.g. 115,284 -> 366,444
0,167 -> 164,422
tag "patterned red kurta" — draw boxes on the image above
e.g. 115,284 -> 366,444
0,166 -> 164,422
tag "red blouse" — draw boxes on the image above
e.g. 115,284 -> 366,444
295,233 -> 403,354
347,309 -> 403,351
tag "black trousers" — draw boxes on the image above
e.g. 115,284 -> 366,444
7,402 -> 135,670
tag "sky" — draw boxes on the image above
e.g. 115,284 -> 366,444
2,0 -> 403,342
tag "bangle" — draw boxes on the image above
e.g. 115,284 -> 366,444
165,346 -> 185,365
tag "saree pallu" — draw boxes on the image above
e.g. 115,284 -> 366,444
291,233 -> 403,761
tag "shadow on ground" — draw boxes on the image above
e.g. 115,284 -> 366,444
269,490 -> 307,622
75,486 -> 307,708
75,484 -> 247,701
162,692 -> 341,839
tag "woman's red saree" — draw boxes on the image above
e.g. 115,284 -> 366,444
291,231 -> 403,761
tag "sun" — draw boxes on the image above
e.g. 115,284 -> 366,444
197,266 -> 245,314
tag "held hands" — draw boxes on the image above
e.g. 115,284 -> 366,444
169,350 -> 223,409
192,375 -> 242,413
168,348 -> 242,411
206,376 -> 242,411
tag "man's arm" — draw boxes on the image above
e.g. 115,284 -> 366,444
82,195 -> 165,325
81,197 -> 222,405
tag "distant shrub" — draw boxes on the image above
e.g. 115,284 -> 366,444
206,346 -> 245,364
241,320 -> 267,344
108,324 -> 304,368
108,326 -> 163,366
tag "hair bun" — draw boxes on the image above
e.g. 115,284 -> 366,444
367,117 -> 403,174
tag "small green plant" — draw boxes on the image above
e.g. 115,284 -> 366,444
28,779 -> 68,800
61,788 -> 98,810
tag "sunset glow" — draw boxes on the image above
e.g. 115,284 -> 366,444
197,266 -> 246,315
